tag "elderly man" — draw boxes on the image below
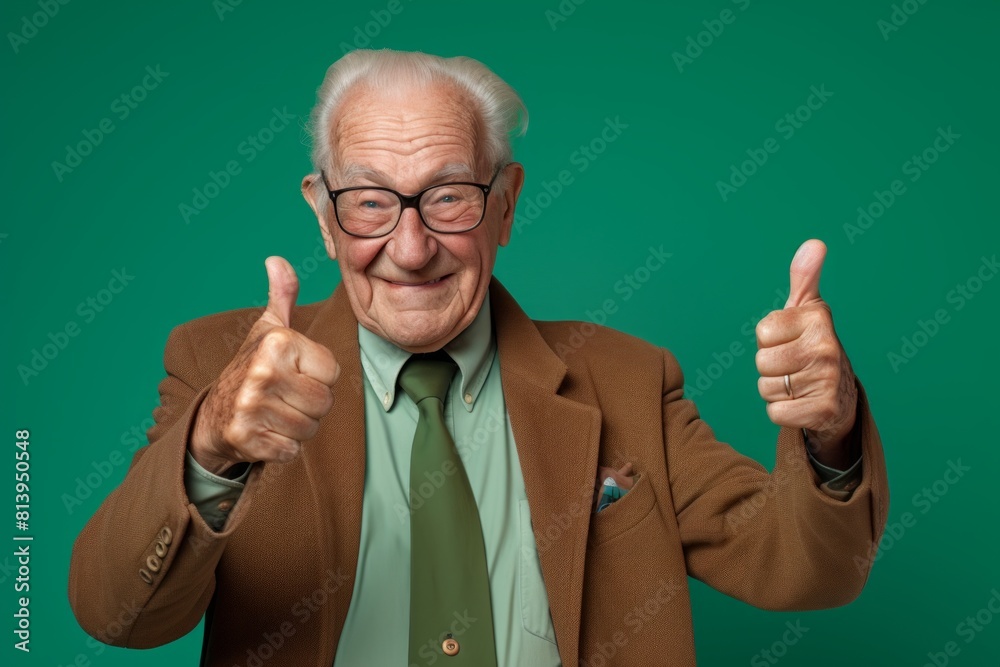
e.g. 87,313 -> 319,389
69,49 -> 888,666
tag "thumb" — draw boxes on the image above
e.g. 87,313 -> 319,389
784,239 -> 827,308
263,256 -> 299,327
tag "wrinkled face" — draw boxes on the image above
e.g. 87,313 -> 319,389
302,82 -> 524,353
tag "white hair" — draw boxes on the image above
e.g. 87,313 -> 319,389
305,49 -> 528,192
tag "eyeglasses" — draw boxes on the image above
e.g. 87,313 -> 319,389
320,166 -> 504,238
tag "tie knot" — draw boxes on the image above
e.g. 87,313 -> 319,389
398,353 -> 458,405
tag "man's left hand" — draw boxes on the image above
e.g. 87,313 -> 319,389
754,239 -> 858,468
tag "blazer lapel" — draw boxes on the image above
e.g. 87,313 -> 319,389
299,284 -> 366,662
490,278 -> 602,667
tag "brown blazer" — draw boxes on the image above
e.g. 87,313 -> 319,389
68,277 -> 889,666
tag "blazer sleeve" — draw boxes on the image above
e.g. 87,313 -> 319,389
661,348 -> 889,610
67,323 -> 263,648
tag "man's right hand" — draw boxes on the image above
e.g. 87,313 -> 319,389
189,256 -> 340,475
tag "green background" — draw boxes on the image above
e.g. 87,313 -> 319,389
3,0 -> 998,664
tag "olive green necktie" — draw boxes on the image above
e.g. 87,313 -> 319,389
398,353 -> 497,667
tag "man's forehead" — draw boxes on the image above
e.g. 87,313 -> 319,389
330,82 -> 484,177
335,82 -> 479,134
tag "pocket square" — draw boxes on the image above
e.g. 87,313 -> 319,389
594,463 -> 636,513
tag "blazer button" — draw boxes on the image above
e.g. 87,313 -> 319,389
139,569 -> 153,585
155,540 -> 167,558
146,555 -> 162,573
442,637 -> 459,656
159,526 -> 173,545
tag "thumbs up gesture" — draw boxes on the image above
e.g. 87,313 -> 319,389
754,240 -> 858,467
190,257 -> 340,474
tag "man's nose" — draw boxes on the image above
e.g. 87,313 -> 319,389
386,207 -> 436,270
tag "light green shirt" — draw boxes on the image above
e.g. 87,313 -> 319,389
186,294 -> 563,666
184,295 -> 862,665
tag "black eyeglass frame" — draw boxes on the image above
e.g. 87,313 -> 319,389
319,166 -> 506,238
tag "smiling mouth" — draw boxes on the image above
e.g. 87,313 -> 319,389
385,274 -> 452,287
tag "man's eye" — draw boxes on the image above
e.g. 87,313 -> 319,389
361,200 -> 381,208
431,191 -> 462,205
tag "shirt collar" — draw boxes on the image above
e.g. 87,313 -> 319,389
358,293 -> 495,413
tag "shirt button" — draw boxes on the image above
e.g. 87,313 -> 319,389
383,393 -> 391,408
442,637 -> 460,656
464,393 -> 473,404
217,500 -> 234,512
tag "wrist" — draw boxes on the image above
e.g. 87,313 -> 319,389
804,416 -> 861,470
190,403 -> 236,476
805,431 -> 850,470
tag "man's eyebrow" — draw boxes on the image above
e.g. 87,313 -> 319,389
338,162 -> 477,190
339,164 -> 388,185
427,163 -> 477,183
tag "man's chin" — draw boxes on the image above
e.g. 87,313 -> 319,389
377,319 -> 461,353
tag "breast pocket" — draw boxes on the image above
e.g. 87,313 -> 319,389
518,499 -> 558,645
588,473 -> 656,548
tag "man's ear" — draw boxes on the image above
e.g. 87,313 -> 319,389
301,172 -> 337,260
497,162 -> 525,248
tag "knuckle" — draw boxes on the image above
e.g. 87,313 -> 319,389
277,441 -> 302,463
316,346 -> 340,383
256,436 -> 295,463
320,387 -> 335,414
819,406 -> 838,425
221,422 -> 246,448
816,366 -> 835,384
822,364 -> 841,384
248,357 -> 280,384
811,355 -> 837,381
805,342 -> 836,369
260,328 -> 293,354
755,319 -> 770,340
319,344 -> 336,366
233,389 -> 258,414
303,419 -> 321,440
807,308 -> 828,325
